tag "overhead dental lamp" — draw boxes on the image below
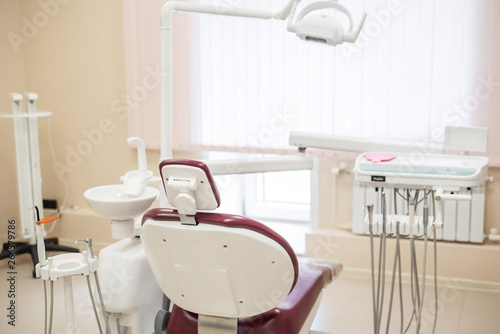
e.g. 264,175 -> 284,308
287,0 -> 367,45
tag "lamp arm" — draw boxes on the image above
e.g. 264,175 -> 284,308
277,0 -> 301,19
162,0 -> 299,23
344,12 -> 367,42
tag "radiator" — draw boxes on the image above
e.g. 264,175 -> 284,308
351,181 -> 486,243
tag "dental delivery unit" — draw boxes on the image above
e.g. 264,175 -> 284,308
289,126 -> 489,333
355,150 -> 488,334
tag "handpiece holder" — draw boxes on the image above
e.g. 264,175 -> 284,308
408,198 -> 415,238
365,204 -> 374,233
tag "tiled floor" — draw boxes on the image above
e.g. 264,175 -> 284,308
1,253 -> 500,333
311,273 -> 500,334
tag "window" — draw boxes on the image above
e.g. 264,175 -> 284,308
244,170 -> 311,222
207,151 -> 311,223
208,151 -> 310,254
123,0 -> 500,165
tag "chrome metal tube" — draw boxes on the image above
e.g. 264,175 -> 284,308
94,272 -> 111,334
87,275 -> 103,334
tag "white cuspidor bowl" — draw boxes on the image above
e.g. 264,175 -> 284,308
84,184 -> 159,222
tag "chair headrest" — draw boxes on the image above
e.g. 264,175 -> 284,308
160,160 -> 221,217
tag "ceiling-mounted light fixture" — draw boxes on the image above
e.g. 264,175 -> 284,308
287,0 -> 367,46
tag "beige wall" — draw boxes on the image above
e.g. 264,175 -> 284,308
1,0 -> 499,279
0,0 -> 25,224
0,0 -> 150,241
20,0 -> 131,200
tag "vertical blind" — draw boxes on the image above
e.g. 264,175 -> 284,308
123,0 -> 500,164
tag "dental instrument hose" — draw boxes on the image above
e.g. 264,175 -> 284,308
404,197 -> 418,334
377,191 -> 387,334
391,189 -> 405,333
376,231 -> 384,334
410,199 -> 421,313
385,220 -> 400,334
49,280 -> 54,334
393,189 -> 405,333
369,189 -> 440,334
94,271 -> 112,334
44,280 -> 47,334
432,190 -> 438,334
87,275 -> 104,334
398,223 -> 404,334
116,316 -> 122,334
416,194 -> 429,332
367,204 -> 378,334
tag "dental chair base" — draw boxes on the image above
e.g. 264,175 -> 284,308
97,237 -> 163,334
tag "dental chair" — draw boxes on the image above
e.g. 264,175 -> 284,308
141,159 -> 342,334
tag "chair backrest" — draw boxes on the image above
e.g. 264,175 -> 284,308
141,159 -> 298,319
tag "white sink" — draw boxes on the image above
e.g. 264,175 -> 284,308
84,184 -> 159,223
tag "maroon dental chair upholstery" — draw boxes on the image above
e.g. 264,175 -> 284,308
141,159 -> 342,334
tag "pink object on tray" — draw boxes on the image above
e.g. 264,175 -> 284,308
364,153 -> 396,163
